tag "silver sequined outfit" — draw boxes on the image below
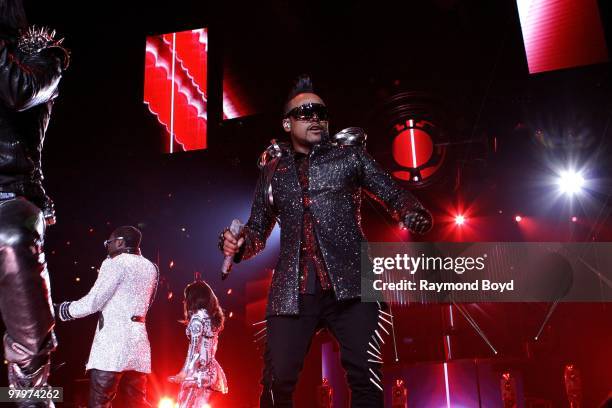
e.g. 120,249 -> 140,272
65,253 -> 158,373
176,309 -> 228,407
237,141 -> 425,316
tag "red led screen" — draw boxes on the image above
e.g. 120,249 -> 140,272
145,28 -> 209,153
517,0 -> 608,74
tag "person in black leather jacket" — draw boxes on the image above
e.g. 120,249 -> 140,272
221,76 -> 432,407
0,1 -> 68,405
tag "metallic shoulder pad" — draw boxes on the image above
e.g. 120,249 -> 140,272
332,127 -> 367,147
257,139 -> 290,169
187,313 -> 206,338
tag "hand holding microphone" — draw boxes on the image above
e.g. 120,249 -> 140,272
220,219 -> 244,280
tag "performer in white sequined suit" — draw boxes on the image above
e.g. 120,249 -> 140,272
169,280 -> 228,407
57,226 -> 158,408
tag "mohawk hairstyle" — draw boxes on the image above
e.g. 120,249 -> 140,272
284,74 -> 315,115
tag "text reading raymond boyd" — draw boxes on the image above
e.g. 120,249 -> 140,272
370,253 -> 514,293
373,279 -> 514,293
363,242 -> 612,302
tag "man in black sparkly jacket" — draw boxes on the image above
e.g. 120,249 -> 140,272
0,1 -> 69,405
221,76 -> 432,407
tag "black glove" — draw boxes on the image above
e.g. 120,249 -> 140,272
54,302 -> 74,322
402,208 -> 433,234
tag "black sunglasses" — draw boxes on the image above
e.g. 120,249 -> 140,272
285,103 -> 329,122
103,236 -> 124,248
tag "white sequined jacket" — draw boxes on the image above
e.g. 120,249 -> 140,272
59,253 -> 158,373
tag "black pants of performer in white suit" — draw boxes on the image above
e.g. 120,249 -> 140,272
259,286 -> 384,408
89,369 -> 151,408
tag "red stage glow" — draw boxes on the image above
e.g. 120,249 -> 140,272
455,215 -> 466,226
516,0 -> 608,74
436,199 -> 486,242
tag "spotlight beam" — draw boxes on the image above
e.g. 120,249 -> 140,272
558,170 -> 585,195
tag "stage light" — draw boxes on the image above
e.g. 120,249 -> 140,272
571,216 -> 577,222
515,215 -> 522,223
158,397 -> 177,408
455,215 -> 465,226
443,362 -> 451,408
558,170 -> 585,195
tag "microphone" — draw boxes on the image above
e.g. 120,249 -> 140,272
221,219 -> 244,280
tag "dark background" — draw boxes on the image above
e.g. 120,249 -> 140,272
1,0 -> 610,406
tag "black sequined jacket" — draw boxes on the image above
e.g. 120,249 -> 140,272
236,138 -> 425,316
0,27 -> 69,220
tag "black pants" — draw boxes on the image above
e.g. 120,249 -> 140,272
259,288 -> 384,408
0,198 -> 55,374
89,369 -> 151,408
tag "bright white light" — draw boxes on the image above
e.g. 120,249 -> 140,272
515,215 -> 522,223
443,362 -> 451,408
558,170 -> 585,195
409,119 -> 418,169
158,397 -> 177,408
455,215 -> 465,226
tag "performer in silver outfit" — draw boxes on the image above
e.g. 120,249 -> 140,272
57,226 -> 158,408
169,280 -> 228,407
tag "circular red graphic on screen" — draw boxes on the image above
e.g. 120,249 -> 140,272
391,119 -> 445,184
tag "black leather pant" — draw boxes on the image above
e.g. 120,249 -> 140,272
89,369 -> 151,408
0,198 -> 56,404
259,287 -> 384,408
